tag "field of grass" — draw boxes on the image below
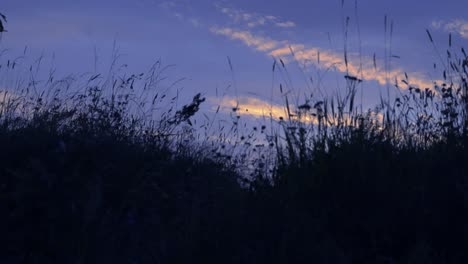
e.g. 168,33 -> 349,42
1,14 -> 467,263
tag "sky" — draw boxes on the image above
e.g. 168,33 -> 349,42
1,0 -> 468,121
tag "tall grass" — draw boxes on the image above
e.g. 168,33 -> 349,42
253,33 -> 468,263
1,26 -> 467,263
0,51 -> 248,263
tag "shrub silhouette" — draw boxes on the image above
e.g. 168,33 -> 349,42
1,29 -> 467,263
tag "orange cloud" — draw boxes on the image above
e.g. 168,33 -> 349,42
210,27 -> 279,51
211,96 -> 286,120
211,27 -> 438,90
211,96 -> 325,125
210,96 -> 387,128
274,45 -> 435,89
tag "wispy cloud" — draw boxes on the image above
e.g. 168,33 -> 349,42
158,0 -> 177,9
213,96 -> 287,120
189,18 -> 201,27
159,0 -> 204,27
216,4 -> 296,29
210,27 -> 279,51
211,27 -> 435,90
211,95 -> 384,127
432,19 -> 468,39
162,3 -> 437,120
275,21 -> 296,28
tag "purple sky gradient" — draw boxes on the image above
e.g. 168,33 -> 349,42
1,0 -> 468,118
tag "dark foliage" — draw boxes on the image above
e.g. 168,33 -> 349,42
1,30 -> 467,263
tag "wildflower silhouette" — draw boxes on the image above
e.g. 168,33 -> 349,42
0,12 -> 7,32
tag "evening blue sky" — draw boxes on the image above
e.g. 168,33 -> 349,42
1,0 -> 468,118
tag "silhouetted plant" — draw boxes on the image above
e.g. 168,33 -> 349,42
1,24 -> 467,264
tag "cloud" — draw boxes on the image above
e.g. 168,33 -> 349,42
274,45 -> 434,89
216,4 -> 296,29
174,12 -> 184,20
275,21 -> 296,28
211,27 -> 435,90
210,27 -> 279,51
247,17 -> 266,28
158,1 -> 176,9
189,18 -> 201,27
158,0 -> 203,27
213,96 -> 287,120
432,19 -> 468,39
210,96 -> 385,127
